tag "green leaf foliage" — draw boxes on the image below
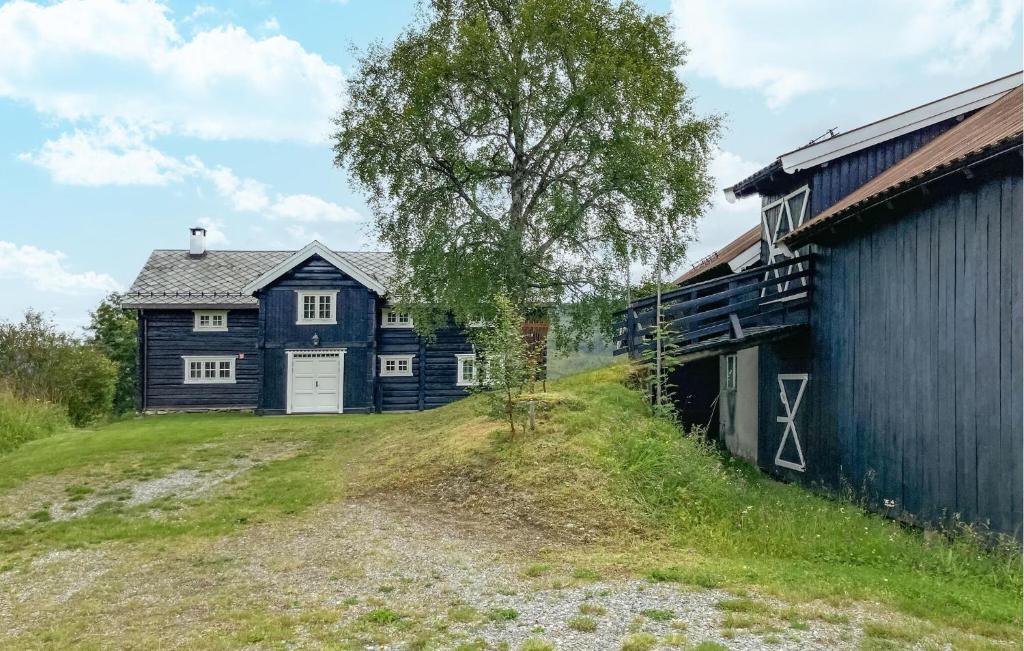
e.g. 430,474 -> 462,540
334,0 -> 720,346
0,310 -> 117,426
471,292 -> 529,433
87,293 -> 138,414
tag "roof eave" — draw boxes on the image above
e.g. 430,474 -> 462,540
124,303 -> 259,310
781,137 -> 1023,247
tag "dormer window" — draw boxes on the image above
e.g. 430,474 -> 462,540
381,308 -> 413,328
193,310 -> 228,332
296,291 -> 337,325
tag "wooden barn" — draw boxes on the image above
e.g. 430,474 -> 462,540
123,238 -> 478,415
617,73 -> 1023,535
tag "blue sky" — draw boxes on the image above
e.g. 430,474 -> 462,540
0,0 -> 1020,332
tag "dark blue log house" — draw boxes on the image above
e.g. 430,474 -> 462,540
124,239 -> 476,415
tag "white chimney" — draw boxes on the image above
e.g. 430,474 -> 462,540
189,227 -> 207,256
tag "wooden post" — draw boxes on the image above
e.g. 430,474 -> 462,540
655,244 -> 663,407
417,336 -> 426,411
528,400 -> 536,431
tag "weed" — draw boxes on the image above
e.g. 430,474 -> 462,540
519,639 -> 553,651
567,616 -> 597,632
716,598 -> 768,614
572,568 -> 600,580
620,632 -> 657,651
27,509 -> 51,523
641,608 -> 673,621
447,606 -> 480,623
579,603 -> 606,616
487,608 -> 519,621
364,608 -> 400,625
522,563 -> 549,577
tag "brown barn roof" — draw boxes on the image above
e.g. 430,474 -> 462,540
674,225 -> 761,285
783,85 -> 1024,246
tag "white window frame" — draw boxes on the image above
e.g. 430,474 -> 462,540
296,290 -> 338,325
378,354 -> 414,377
381,308 -> 413,329
455,353 -> 477,386
193,310 -> 228,332
182,355 -> 236,384
724,354 -> 737,391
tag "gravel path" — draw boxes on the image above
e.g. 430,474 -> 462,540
206,497 -> 862,650
0,489 -> 887,649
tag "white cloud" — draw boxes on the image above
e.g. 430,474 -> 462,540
261,16 -> 280,32
673,0 -> 1022,107
202,165 -> 271,212
268,194 -> 362,223
196,217 -> 228,246
21,126 -> 364,224
19,120 -> 187,186
0,242 -> 122,294
0,0 -> 344,143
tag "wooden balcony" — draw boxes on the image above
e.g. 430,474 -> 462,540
613,255 -> 814,360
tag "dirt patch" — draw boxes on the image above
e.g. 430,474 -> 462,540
0,442 -> 306,527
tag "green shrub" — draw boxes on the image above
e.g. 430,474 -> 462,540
0,311 -> 117,426
0,385 -> 69,454
87,293 -> 138,415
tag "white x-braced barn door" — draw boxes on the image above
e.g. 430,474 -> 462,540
774,373 -> 808,472
761,186 -> 810,298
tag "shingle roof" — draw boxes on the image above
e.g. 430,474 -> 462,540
122,249 -> 396,308
673,225 -> 761,286
783,85 -> 1023,246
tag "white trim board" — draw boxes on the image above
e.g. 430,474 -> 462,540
242,241 -> 388,296
779,72 -> 1022,173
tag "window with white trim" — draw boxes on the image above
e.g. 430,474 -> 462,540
455,353 -> 477,386
182,355 -> 236,384
296,291 -> 337,324
724,354 -> 737,391
193,310 -> 228,332
379,354 -> 414,377
381,308 -> 413,328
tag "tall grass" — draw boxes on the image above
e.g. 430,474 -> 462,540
0,385 -> 69,454
544,365 -> 1022,630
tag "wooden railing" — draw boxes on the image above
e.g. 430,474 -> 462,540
613,255 -> 814,357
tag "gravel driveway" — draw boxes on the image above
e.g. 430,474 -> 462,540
0,490 -> 883,649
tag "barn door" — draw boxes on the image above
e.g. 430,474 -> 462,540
774,373 -> 808,472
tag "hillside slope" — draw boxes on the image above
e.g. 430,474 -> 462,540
0,364 -> 1019,649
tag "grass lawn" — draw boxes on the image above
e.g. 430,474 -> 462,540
0,363 -> 1019,649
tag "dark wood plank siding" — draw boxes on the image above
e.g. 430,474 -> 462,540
762,118 -> 962,249
257,255 -> 376,413
803,169 -> 1022,533
807,119 -> 959,218
142,309 -> 260,409
376,321 -> 475,412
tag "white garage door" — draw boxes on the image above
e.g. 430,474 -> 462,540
287,349 -> 345,414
